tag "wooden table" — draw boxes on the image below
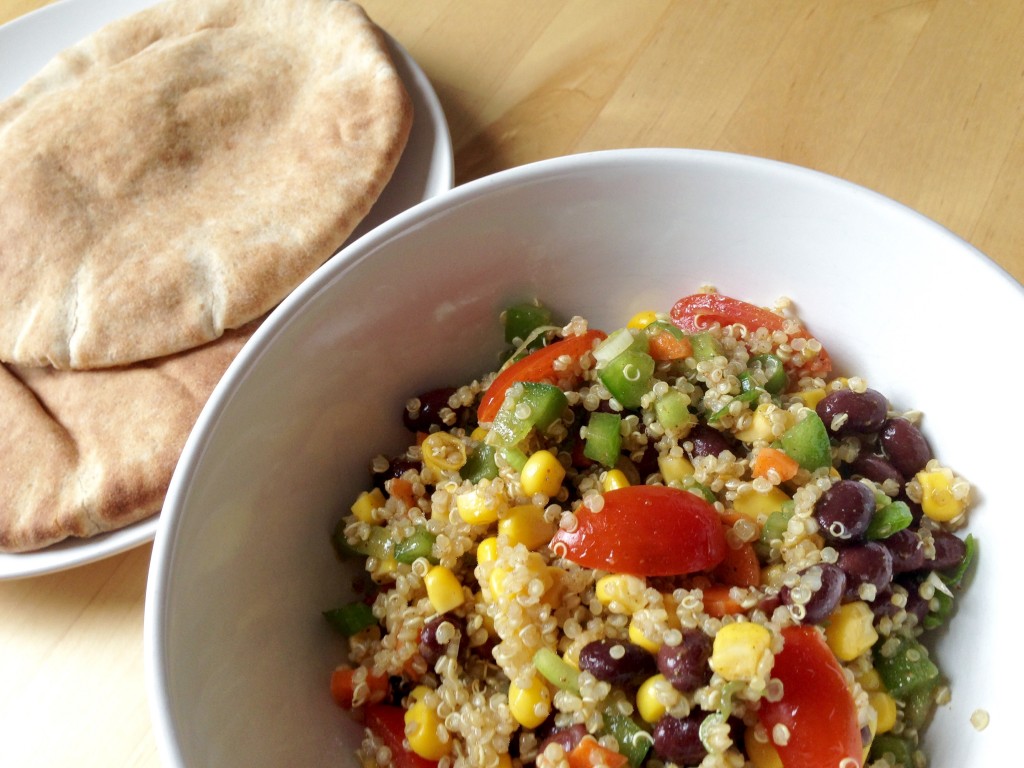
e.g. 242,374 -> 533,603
1,1 -> 1021,765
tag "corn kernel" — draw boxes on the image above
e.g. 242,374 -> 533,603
733,486 -> 791,519
477,536 -> 499,564
916,468 -> 966,522
499,504 -> 556,549
456,488 -> 504,525
421,432 -> 467,473
487,566 -> 509,601
424,565 -> 464,614
627,310 -> 659,330
735,403 -> 776,443
825,601 -> 878,661
794,388 -> 827,410
629,618 -> 661,653
405,698 -> 451,760
520,450 -> 565,497
857,668 -> 883,692
596,574 -> 646,614
744,727 -> 784,768
658,454 -> 694,484
636,674 -> 669,723
870,690 -> 898,734
710,622 -> 772,681
351,488 -> 385,524
508,675 -> 551,728
470,426 -> 489,442
602,468 -> 631,492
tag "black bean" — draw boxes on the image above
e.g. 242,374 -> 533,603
653,713 -> 707,765
372,457 -> 419,491
656,629 -> 712,692
687,424 -> 732,458
838,542 -> 893,601
883,528 -> 926,574
577,639 -> 656,686
816,389 -> 888,435
403,387 -> 458,433
815,480 -> 875,544
538,724 -> 586,756
929,530 -> 967,571
419,615 -> 463,669
880,418 -> 932,478
902,583 -> 931,625
870,586 -> 900,619
781,563 -> 846,624
847,453 -> 904,488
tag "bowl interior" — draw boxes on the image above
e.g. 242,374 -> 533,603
146,149 -> 1019,766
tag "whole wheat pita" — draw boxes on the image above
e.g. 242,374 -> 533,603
0,0 -> 411,369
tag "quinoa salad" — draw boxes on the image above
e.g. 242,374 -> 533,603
325,289 -> 976,768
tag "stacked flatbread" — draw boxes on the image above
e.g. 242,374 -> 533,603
0,0 -> 413,552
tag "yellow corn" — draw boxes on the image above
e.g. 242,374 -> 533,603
496,755 -> 513,768
735,403 -> 776,443
405,697 -> 451,760
520,450 -> 565,497
870,690 -> 898,734
916,467 -> 966,522
733,486 -> 791,519
602,468 -> 631,492
499,504 -> 556,550
636,674 -> 669,723
508,675 -> 551,728
421,432 -> 467,473
744,727 -> 784,768
710,622 -> 772,681
596,574 -> 646,614
487,566 -> 509,601
351,488 -> 385,524
456,488 -> 504,525
470,426 -> 489,442
857,667 -> 883,692
627,310 -> 659,330
794,388 -> 827,410
476,536 -> 499,564
825,601 -> 878,661
628,618 -> 661,653
658,454 -> 694,484
424,565 -> 465,614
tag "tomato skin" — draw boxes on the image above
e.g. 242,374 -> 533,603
363,705 -> 439,768
550,485 -> 727,576
757,626 -> 862,768
477,330 -> 607,423
670,294 -> 831,376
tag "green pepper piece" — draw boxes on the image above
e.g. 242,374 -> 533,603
748,353 -> 788,394
461,444 -> 499,483
654,389 -> 694,431
394,526 -> 438,564
348,526 -> 394,561
323,601 -> 376,636
865,500 -> 913,540
489,381 -> 568,447
642,320 -> 686,341
707,388 -> 762,423
940,533 -> 977,588
868,734 -> 914,767
598,350 -> 655,409
602,706 -> 652,768
332,518 -> 362,559
499,446 -> 529,472
504,302 -> 553,346
873,636 -> 940,699
923,590 -> 953,630
778,412 -> 831,471
584,411 -> 623,468
689,331 -> 722,362
902,678 -> 939,730
533,647 -> 579,693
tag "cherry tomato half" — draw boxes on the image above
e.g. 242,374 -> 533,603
757,626 -> 862,768
477,329 -> 607,424
550,485 -> 727,576
363,705 -> 439,768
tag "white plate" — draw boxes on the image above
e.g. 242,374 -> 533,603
0,0 -> 454,580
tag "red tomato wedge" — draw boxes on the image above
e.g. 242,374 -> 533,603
550,485 -> 727,576
364,705 -> 439,768
670,293 -> 832,376
757,626 -> 862,768
477,329 -> 607,423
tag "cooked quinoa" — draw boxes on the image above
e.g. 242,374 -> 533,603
326,289 -> 975,768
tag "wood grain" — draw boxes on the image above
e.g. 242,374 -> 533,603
0,0 -> 1021,764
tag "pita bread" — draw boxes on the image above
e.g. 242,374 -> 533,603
0,321 -> 259,553
0,0 -> 411,369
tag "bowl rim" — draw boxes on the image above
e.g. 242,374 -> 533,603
143,146 -> 1023,766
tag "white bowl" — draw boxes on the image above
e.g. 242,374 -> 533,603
145,148 -> 1020,766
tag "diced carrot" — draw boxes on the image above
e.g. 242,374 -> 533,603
648,331 -> 693,361
566,736 -> 629,768
330,666 -> 389,709
701,584 -> 746,618
751,447 -> 800,483
387,477 -> 417,509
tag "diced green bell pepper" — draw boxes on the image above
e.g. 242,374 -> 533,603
778,412 -> 831,471
873,635 -> 940,700
654,388 -> 694,431
747,353 -> 788,394
602,706 -> 652,767
394,526 -> 438,564
598,350 -> 655,409
689,331 -> 722,361
583,411 -> 622,468
489,381 -> 568,446
504,302 -> 554,355
323,601 -> 376,636
461,444 -> 499,482
869,734 -> 914,767
866,500 -> 913,540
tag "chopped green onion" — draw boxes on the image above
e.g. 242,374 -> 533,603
323,601 -> 376,636
748,354 -> 787,394
707,388 -> 761,423
348,526 -> 394,561
940,533 -> 977,587
593,328 -> 643,368
654,389 -> 694,431
533,647 -> 579,693
583,412 -> 622,468
499,446 -> 529,472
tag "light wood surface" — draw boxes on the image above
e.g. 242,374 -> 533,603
1,0 -> 1022,765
